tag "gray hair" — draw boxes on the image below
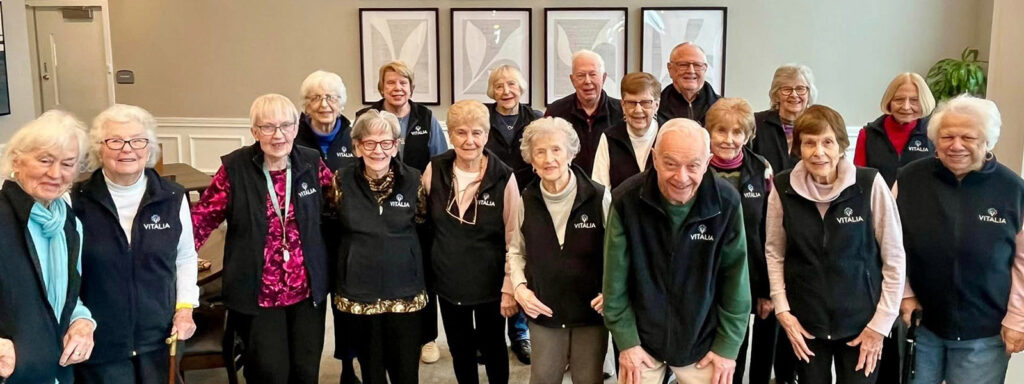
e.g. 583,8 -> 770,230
656,118 -> 711,156
670,42 -> 707,57
1,110 -> 89,179
769,64 -> 818,109
486,64 -> 529,100
572,49 -> 605,74
300,70 -> 348,108
352,109 -> 402,142
88,104 -> 161,171
519,117 -> 581,164
928,94 -> 1001,151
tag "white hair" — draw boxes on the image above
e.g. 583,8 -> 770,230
300,70 -> 348,108
572,49 -> 605,74
769,63 -> 818,108
352,109 -> 401,142
88,104 -> 161,171
656,118 -> 711,155
519,117 -> 581,163
1,110 -> 89,179
927,94 -> 1001,151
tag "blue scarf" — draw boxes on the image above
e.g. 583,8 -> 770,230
29,200 -> 69,318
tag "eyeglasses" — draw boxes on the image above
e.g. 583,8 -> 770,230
358,139 -> 398,151
671,61 -> 708,72
255,122 -> 297,136
779,86 -> 810,96
102,138 -> 150,150
623,99 -> 657,109
572,72 -> 602,82
308,94 -> 341,104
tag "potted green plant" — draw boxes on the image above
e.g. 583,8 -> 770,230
926,47 -> 987,101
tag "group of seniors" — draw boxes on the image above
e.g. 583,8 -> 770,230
0,40 -> 1022,384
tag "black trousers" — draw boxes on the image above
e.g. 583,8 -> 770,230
345,310 -> 423,384
798,337 -> 879,384
75,347 -> 170,384
421,292 -> 439,344
229,299 -> 326,384
438,297 -> 510,384
734,312 -> 796,384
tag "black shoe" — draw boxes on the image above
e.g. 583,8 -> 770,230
477,348 -> 485,365
511,339 -> 531,365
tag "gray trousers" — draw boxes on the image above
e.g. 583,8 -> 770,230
528,322 -> 608,384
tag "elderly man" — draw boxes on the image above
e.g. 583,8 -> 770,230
604,118 -> 751,384
657,43 -> 721,125
545,49 -> 624,175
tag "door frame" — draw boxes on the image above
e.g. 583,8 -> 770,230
26,0 -> 115,112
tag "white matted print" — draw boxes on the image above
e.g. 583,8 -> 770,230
544,8 -> 627,105
451,9 -> 531,105
641,7 -> 727,95
359,8 -> 440,105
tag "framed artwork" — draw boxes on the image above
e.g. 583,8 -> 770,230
0,3 -> 9,116
641,7 -> 727,95
544,8 -> 627,105
359,8 -> 440,105
451,8 -> 531,105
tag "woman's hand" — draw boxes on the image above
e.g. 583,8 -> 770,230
847,327 -> 884,376
60,318 -> 95,366
171,308 -> 197,340
500,293 -> 519,318
900,297 -> 922,327
776,311 -> 815,362
513,284 -> 553,319
0,337 -> 15,377
756,298 -> 775,320
591,293 -> 604,315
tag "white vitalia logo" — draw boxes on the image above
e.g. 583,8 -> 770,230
574,213 -> 597,229
390,193 -> 411,208
298,182 -> 318,197
337,146 -> 354,158
743,184 -> 762,199
143,214 -> 171,230
836,207 -> 865,224
410,125 -> 428,135
690,223 -> 715,241
477,192 -> 496,207
907,139 -> 929,152
979,207 -> 1007,224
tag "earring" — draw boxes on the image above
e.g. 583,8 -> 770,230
985,152 -> 995,161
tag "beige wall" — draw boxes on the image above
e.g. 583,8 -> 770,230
988,0 -> 1024,175
0,0 -> 41,142
109,0 -> 989,128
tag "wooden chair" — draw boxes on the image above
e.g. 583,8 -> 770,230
179,303 -> 243,384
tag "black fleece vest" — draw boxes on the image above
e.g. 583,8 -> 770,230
897,157 -> 1024,340
335,158 -> 425,301
611,167 -> 743,366
656,82 -> 721,126
521,167 -> 605,328
0,181 -> 80,384
862,115 -> 933,187
295,113 -> 357,172
357,100 -> 434,172
604,121 -> 655,190
750,109 -> 798,173
220,144 -> 328,314
713,148 -> 771,300
485,103 -> 541,172
545,91 -> 624,175
775,168 -> 881,340
74,169 -> 185,363
428,150 -> 511,305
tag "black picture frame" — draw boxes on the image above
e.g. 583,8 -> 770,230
358,8 -> 441,105
450,8 -> 532,105
0,3 -> 10,116
640,7 -> 728,95
544,7 -> 628,106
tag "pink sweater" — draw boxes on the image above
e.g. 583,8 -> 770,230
765,159 -> 906,335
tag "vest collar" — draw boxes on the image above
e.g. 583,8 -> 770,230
78,168 -> 175,221
297,113 -> 351,147
436,148 -> 509,193
639,166 -> 723,224
932,155 -> 1001,185
246,142 -> 314,178
666,81 -> 718,105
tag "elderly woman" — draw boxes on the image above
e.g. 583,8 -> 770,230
71,104 -> 199,383
854,73 -> 936,187
485,64 -> 543,173
296,70 -> 356,170
765,105 -> 905,384
750,64 -> 818,173
591,72 -> 661,190
191,94 -> 333,384
421,100 -> 517,383
331,109 -> 427,384
0,110 -> 95,383
896,95 -> 1024,384
704,98 -> 775,384
355,60 -> 447,173
509,117 -> 610,383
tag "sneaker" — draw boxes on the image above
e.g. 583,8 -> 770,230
421,341 -> 440,364
510,339 -> 531,365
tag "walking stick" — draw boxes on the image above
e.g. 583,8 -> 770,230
902,310 -> 923,383
166,333 -> 179,384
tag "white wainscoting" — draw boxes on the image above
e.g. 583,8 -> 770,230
155,117 -> 253,173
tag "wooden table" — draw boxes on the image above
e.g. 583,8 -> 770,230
161,163 -> 213,194
197,226 -> 226,286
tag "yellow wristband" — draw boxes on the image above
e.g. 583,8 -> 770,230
175,302 -> 195,310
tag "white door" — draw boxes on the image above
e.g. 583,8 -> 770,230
29,6 -> 112,122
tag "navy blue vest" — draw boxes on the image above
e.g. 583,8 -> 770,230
775,168 -> 881,340
897,157 -> 1024,340
861,115 -> 933,187
750,109 -> 798,173
604,121 -> 656,190
521,166 -> 605,328
656,82 -> 721,126
357,100 -> 434,172
73,168 -> 185,363
295,113 -> 357,172
712,148 -> 771,300
545,91 -> 624,175
0,181 -> 80,384
485,103 -> 542,173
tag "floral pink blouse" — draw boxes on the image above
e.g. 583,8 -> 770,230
192,160 -> 333,308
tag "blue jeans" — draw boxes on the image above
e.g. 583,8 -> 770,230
507,310 -> 529,341
909,326 -> 1009,384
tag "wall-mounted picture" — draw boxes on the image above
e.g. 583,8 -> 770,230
641,7 -> 727,95
359,8 -> 440,105
451,8 -> 531,105
0,2 -> 10,116
544,8 -> 627,105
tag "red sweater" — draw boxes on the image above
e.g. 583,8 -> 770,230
854,115 -> 918,167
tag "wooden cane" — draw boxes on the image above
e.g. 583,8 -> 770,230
166,333 -> 178,384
